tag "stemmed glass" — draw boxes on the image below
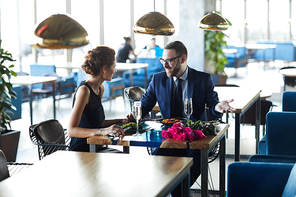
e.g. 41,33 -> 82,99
184,98 -> 193,120
132,101 -> 142,137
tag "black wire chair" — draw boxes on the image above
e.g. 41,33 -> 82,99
0,150 -> 33,182
29,119 -> 71,160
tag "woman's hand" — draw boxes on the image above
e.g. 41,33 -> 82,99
107,125 -> 125,137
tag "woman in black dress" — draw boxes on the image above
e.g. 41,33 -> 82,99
68,46 -> 133,152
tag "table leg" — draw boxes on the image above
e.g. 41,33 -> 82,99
130,70 -> 133,86
181,170 -> 190,197
263,48 -> 266,70
29,84 -> 33,125
90,144 -> 96,153
201,150 -> 208,197
234,113 -> 240,161
255,96 -> 261,154
220,136 -> 226,197
123,146 -> 130,153
284,76 -> 286,91
53,82 -> 56,119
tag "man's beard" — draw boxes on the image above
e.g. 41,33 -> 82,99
166,60 -> 181,78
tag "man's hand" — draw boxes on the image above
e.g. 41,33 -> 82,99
215,99 -> 236,113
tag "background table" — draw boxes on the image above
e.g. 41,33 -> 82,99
246,44 -> 276,69
0,151 -> 192,197
88,122 -> 228,197
214,86 -> 261,161
280,67 -> 296,91
116,63 -> 149,88
10,76 -> 57,125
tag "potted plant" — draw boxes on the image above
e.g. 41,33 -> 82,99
204,30 -> 228,85
204,15 -> 232,85
0,40 -> 20,162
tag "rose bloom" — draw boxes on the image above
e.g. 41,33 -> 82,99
186,131 -> 195,141
168,126 -> 179,135
176,132 -> 187,141
182,127 -> 192,134
173,122 -> 183,132
161,129 -> 173,138
194,130 -> 206,140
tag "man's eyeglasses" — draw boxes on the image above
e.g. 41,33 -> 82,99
159,55 -> 182,65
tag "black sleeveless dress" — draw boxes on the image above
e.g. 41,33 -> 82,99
70,81 -> 105,152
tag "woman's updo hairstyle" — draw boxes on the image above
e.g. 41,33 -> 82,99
81,46 -> 115,76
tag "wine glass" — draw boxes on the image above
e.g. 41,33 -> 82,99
184,98 -> 193,120
132,101 -> 142,137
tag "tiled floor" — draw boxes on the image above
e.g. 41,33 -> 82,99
10,60 -> 294,195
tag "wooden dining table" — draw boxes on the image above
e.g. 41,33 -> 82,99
0,151 -> 192,197
151,86 -> 261,161
214,86 -> 261,160
88,122 -> 229,197
10,76 -> 57,125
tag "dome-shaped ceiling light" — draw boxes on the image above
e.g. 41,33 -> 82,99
31,14 -> 89,49
133,0 -> 175,36
199,11 -> 229,31
198,0 -> 229,31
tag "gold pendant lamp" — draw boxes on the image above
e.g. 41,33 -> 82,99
31,14 -> 89,49
199,0 -> 229,31
133,0 -> 175,36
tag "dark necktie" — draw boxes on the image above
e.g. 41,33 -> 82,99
173,78 -> 183,118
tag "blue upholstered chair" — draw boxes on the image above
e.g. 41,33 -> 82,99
224,46 -> 248,76
30,64 -> 76,99
258,111 -> 296,155
282,92 -> 296,111
77,68 -> 125,110
122,58 -> 164,88
253,41 -> 296,62
227,162 -> 296,197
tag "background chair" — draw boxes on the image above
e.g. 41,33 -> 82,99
280,66 -> 296,91
30,64 -> 76,101
227,162 -> 296,197
29,119 -> 71,160
0,150 -> 9,181
77,68 -> 125,110
0,149 -> 32,182
15,71 -> 30,102
258,111 -> 296,155
124,86 -> 146,111
282,91 -> 296,111
122,58 -> 164,88
240,99 -> 274,136
224,45 -> 248,77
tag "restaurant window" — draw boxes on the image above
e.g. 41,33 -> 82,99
220,0 -> 245,45
103,0 -> 131,55
269,0 -> 289,41
71,0 -> 100,65
245,0 -> 268,43
292,0 -> 296,41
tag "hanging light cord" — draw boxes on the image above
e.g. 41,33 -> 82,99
153,0 -> 156,12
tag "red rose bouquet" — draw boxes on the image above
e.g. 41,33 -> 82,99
161,122 -> 206,141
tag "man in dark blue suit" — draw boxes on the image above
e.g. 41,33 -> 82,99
140,41 -> 234,197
